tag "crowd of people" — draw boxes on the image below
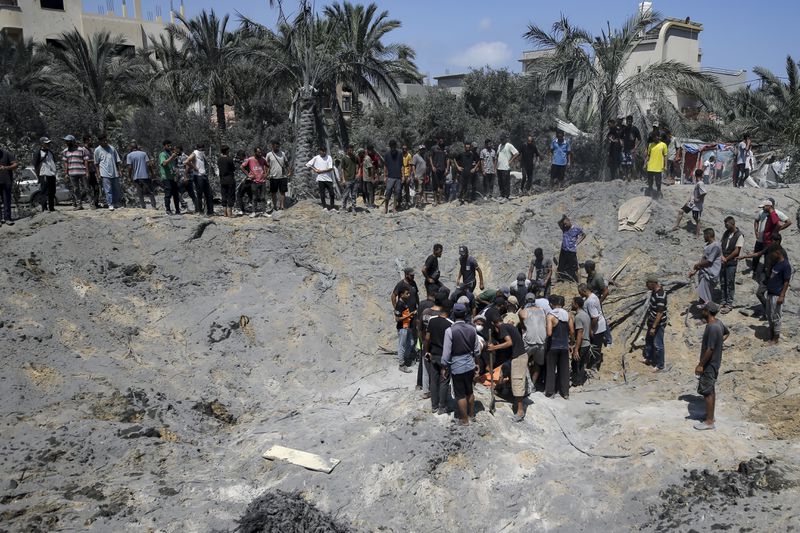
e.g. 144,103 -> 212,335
391,193 -> 792,431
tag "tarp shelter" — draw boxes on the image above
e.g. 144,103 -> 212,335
676,139 -> 735,183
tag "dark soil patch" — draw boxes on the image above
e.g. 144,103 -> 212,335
192,399 -> 237,424
236,490 -> 354,533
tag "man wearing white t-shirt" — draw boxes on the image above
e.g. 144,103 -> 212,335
579,283 -> 607,371
306,146 -> 336,211
496,134 -> 519,200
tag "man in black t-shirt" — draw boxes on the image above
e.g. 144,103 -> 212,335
520,135 -> 541,194
424,301 -> 453,414
454,142 -> 479,204
0,146 -> 19,225
456,245 -> 484,292
422,243 -> 444,294
621,115 -> 641,181
391,267 -> 419,313
488,318 -> 528,421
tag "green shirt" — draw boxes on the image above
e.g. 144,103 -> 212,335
341,153 -> 358,181
159,150 -> 176,181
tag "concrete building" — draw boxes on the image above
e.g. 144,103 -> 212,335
1,0 -> 169,51
433,73 -> 468,96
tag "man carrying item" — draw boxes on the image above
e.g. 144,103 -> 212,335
62,135 -> 89,210
93,134 -> 122,211
158,140 -> 181,215
0,145 -> 18,225
267,140 -> 291,211
496,134 -> 519,199
126,143 -> 156,209
694,302 -> 729,431
33,137 -> 58,212
456,245 -> 484,293
689,228 -> 722,308
479,139 -> 496,199
719,217 -> 743,313
528,247 -> 553,298
519,293 -> 548,389
765,247 -> 791,345
643,274 -> 667,371
488,316 -> 528,421
672,169 -> 707,236
557,215 -> 585,283
549,130 -> 571,188
441,303 -> 481,426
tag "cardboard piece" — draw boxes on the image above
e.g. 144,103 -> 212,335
263,445 -> 340,474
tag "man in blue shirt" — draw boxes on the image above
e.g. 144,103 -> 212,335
549,130 -> 572,187
442,303 -> 481,426
557,215 -> 585,283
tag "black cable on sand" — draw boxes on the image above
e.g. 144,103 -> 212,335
236,490 -> 354,533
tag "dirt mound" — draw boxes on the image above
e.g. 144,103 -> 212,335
236,490 -> 354,533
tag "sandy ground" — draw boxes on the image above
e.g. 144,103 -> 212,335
1,180 -> 799,532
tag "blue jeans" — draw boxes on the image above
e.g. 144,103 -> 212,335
720,263 -> 737,306
102,176 -> 121,207
644,323 -> 665,369
397,327 -> 414,366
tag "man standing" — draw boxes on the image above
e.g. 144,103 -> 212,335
528,247 -> 553,298
751,199 -> 790,278
765,247 -> 791,345
645,133 -> 668,198
606,119 -> 622,181
266,140 -> 291,212
519,293 -> 548,389
306,146 -> 336,211
61,135 -> 89,211
126,143 -> 156,209
571,296 -> 592,386
584,260 -> 608,303
667,132 -> 683,183
455,141 -> 479,204
545,295 -> 573,399
579,283 -> 607,371
688,228 -> 722,308
557,215 -> 585,283
240,147 -> 269,217
340,144 -> 359,213
549,130 -> 571,188
82,135 -> 101,208
520,135 -> 540,194
401,144 -> 413,208
672,169 -> 707,236
93,134 -> 122,211
694,302 -> 729,431
441,303 -> 481,426
383,140 -> 403,214
719,217 -> 744,313
456,245 -> 484,293
734,134 -> 751,188
488,316 -> 528,421
479,139 -> 496,199
643,274 -> 667,371
185,143 -> 214,216
33,137 -> 58,212
158,140 -> 181,215
0,145 -> 18,225
422,243 -> 443,295
411,145 -> 427,208
424,302 -> 453,415
429,138 -> 448,206
621,115 -> 641,181
394,286 -> 416,374
496,134 -> 519,200
392,268 -> 419,317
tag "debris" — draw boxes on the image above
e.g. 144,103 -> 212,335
192,399 -> 236,424
262,445 -> 340,474
346,388 -> 360,406
186,220 -> 215,241
617,196 -> 652,232
236,490 -> 353,533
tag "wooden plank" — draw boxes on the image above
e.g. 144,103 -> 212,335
263,445 -> 340,474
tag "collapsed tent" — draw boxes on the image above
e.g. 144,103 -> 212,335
618,196 -> 653,232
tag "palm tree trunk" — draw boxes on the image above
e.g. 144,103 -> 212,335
293,91 -> 316,196
215,103 -> 227,132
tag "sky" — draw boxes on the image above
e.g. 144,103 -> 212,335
84,0 -> 798,83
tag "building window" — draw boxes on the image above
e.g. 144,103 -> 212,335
40,0 -> 65,10
45,38 -> 66,50
341,94 -> 352,113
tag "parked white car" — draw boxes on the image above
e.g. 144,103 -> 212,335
15,167 -> 73,206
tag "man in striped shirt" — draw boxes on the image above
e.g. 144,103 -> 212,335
643,274 -> 667,371
62,135 -> 90,210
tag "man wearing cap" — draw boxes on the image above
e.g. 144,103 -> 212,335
694,301 -> 729,430
557,216 -> 585,283
0,145 -> 19,225
457,245 -> 484,293
752,199 -> 791,278
93,134 -> 122,210
519,292 -> 548,389
411,145 -> 427,208
689,228 -> 722,308
62,135 -> 90,211
33,137 -> 58,212
643,274 -> 667,371
442,303 -> 481,425
584,260 -> 608,303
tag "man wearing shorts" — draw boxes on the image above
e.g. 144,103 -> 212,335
672,169 -> 706,236
267,140 -> 290,211
549,130 -> 571,187
442,303 -> 481,426
428,138 -> 448,205
519,293 -> 547,390
693,302 -> 729,430
488,316 -> 527,421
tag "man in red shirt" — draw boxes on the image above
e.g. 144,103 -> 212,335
240,147 -> 270,217
761,199 -> 789,247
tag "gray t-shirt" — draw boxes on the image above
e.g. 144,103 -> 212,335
94,145 -> 121,178
531,257 -> 553,285
574,309 -> 592,348
702,241 -> 723,280
521,306 -> 547,347
701,319 -> 729,373
691,181 -> 707,212
412,153 -> 427,180
584,293 -> 607,334
126,150 -> 150,180
266,151 -> 288,178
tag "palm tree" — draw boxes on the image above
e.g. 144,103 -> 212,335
750,56 -> 800,146
169,10 -> 241,132
523,12 -> 724,177
145,32 -> 197,111
0,35 -> 59,96
47,30 -> 148,131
